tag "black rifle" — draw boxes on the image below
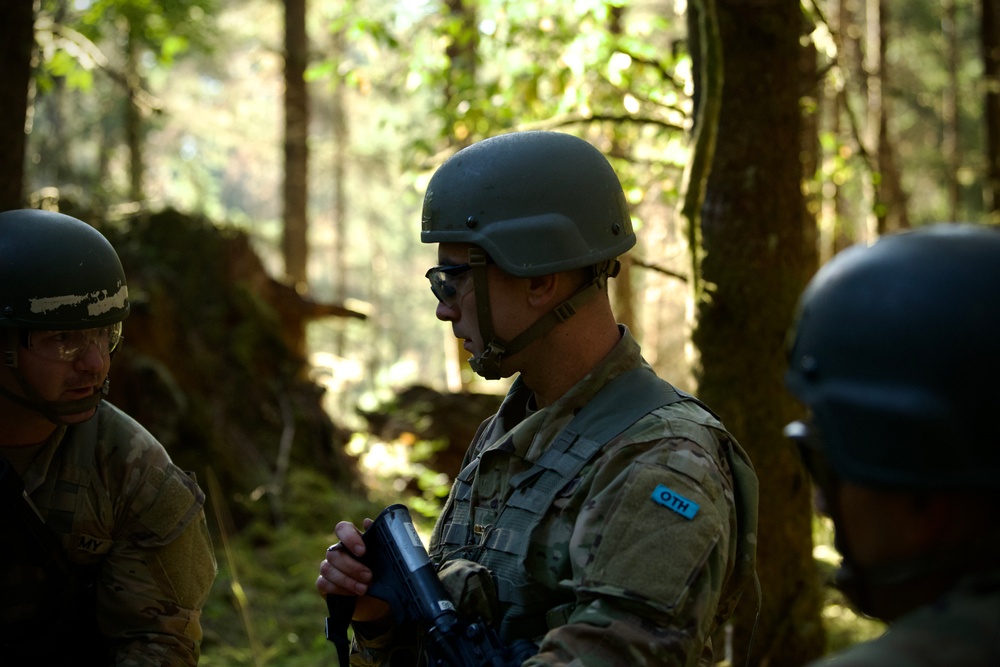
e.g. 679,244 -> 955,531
325,504 -> 536,667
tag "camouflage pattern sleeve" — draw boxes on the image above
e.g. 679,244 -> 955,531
84,407 -> 217,667
99,458 -> 217,666
525,410 -> 738,666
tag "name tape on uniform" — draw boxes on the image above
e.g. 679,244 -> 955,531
651,484 -> 700,520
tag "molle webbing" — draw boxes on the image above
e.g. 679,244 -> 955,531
442,367 -> 701,642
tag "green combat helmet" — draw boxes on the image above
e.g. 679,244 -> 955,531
421,131 -> 635,379
785,223 -> 1000,492
0,209 -> 130,421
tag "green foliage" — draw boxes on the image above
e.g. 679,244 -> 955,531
344,432 -> 453,521
200,461 -> 426,666
201,467 -> 381,666
71,0 -> 217,62
201,524 -> 335,666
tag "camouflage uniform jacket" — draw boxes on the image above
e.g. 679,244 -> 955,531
0,401 -> 217,666
352,327 -> 758,666
805,568 -> 1000,666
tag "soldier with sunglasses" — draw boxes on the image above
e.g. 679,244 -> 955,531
786,224 -> 1000,666
318,131 -> 759,666
0,209 -> 216,665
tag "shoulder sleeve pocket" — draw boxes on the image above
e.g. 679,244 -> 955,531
130,465 -> 205,547
574,462 -> 725,614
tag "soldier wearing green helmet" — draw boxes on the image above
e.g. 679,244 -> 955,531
0,209 -> 216,665
786,223 -> 1000,665
319,131 -> 759,666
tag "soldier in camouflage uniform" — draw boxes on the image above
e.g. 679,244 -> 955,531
785,224 -> 1000,666
317,131 -> 759,666
0,209 -> 217,665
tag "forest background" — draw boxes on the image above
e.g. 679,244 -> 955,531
2,0 -> 998,665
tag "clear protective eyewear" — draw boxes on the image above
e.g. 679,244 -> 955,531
26,322 -> 123,362
425,263 -> 474,306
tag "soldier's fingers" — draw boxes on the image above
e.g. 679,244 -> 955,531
318,557 -> 370,596
334,521 -> 367,557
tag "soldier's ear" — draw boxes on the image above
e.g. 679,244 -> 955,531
525,273 -> 560,308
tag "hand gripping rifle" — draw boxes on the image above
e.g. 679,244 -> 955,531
324,504 -> 536,667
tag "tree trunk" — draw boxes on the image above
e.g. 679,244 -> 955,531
0,0 -> 34,211
442,0 -> 479,391
692,0 -> 825,664
283,0 -> 310,288
126,21 -> 145,204
801,11 -> 820,274
331,26 -> 349,358
942,0 -> 961,222
820,0 -> 851,260
984,0 -> 1000,220
835,0 -> 873,246
605,4 -> 638,336
874,0 -> 910,233
444,0 -> 479,138
861,0 -> 880,241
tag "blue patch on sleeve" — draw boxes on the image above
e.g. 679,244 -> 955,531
651,484 -> 700,520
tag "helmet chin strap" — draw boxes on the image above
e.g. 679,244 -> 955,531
0,374 -> 108,425
466,247 -> 620,380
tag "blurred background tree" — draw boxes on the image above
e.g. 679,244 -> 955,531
3,0 -> 994,663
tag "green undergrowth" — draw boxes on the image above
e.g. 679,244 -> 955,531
200,466 -> 386,667
200,445 -> 441,666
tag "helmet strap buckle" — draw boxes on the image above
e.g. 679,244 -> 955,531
482,341 -> 506,363
470,340 -> 506,380
3,329 -> 19,368
553,302 -> 577,322
468,247 -> 490,268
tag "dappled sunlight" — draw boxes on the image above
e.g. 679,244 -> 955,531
347,432 -> 451,526
813,543 -> 840,565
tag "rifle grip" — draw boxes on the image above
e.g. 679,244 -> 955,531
326,594 -> 356,667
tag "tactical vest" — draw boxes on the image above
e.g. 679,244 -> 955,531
435,367 -> 735,642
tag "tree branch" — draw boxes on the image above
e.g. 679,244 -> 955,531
632,257 -> 689,283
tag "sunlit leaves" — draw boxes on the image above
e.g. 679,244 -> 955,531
305,0 -> 693,165
43,0 -> 217,67
160,34 -> 190,63
36,44 -> 95,92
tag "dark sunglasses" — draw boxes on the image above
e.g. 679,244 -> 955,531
424,264 -> 474,306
